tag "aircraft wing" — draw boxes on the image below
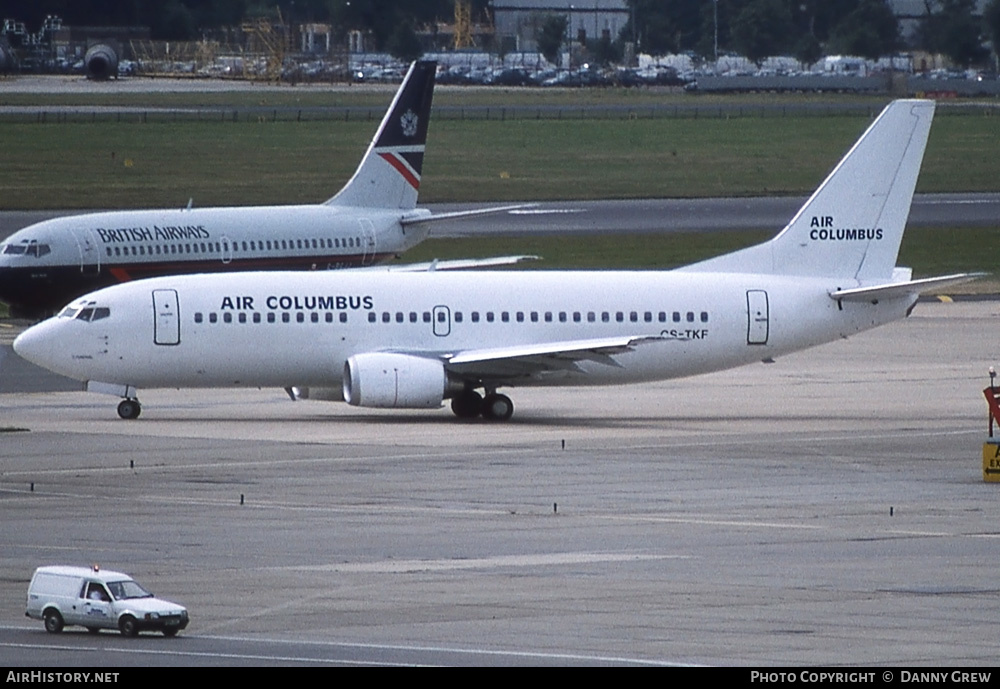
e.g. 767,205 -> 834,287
359,255 -> 540,272
830,273 -> 985,302
439,335 -> 661,379
399,203 -> 537,227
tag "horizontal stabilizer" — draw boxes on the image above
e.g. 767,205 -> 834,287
400,203 -> 538,227
830,273 -> 985,302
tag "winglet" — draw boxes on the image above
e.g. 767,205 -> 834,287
326,60 -> 436,210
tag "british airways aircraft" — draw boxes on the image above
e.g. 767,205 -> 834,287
14,100 -> 977,421
0,61 -> 520,318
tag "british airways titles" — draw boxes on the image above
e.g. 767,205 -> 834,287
96,225 -> 211,243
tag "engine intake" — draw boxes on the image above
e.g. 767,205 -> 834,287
343,353 -> 455,409
85,44 -> 119,80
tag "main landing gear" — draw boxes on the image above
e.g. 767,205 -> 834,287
450,389 -> 514,421
117,398 -> 141,420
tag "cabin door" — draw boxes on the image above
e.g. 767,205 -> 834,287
152,289 -> 181,346
746,290 -> 769,345
72,229 -> 101,276
359,218 -> 376,266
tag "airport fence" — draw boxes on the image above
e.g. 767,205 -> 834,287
1,101 -> 998,125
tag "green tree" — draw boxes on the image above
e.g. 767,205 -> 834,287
536,13 -> 568,66
827,0 -> 900,60
986,0 -> 1000,66
385,21 -> 423,62
730,0 -> 794,66
920,0 -> 990,67
623,0 -> 703,56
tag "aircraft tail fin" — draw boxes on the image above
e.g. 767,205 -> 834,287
326,60 -> 436,210
681,100 -> 935,281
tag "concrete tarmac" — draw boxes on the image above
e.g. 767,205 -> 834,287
1,300 -> 998,666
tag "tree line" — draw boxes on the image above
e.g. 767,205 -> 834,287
3,0 -> 999,69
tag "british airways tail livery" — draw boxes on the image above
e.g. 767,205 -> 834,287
14,100 -> 977,421
0,61 -> 520,319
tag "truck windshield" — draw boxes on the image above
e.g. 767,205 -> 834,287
106,579 -> 153,600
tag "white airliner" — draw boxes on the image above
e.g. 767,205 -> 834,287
14,100 -> 977,421
0,60 -> 522,318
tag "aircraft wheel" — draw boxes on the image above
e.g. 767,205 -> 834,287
482,393 -> 514,421
117,399 -> 141,420
450,390 -> 483,419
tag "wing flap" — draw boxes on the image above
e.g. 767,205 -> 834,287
442,336 -> 660,379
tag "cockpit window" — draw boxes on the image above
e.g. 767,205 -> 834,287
58,302 -> 110,321
1,240 -> 51,257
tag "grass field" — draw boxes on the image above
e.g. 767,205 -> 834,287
1,104 -> 999,208
0,92 -> 996,305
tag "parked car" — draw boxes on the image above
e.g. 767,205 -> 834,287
26,565 -> 189,637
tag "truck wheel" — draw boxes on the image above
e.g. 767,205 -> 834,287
163,628 -> 178,637
118,615 -> 138,637
43,609 -> 64,634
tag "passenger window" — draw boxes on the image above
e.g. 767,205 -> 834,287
282,313 -> 290,323
209,313 -> 217,323
587,312 -> 595,322
471,312 -> 480,323
530,312 -> 539,323
267,313 -> 276,323
340,313 -> 348,323
368,312 -> 376,323
701,312 -> 709,322
194,313 -> 203,323
238,312 -> 246,323
253,313 -> 261,323
558,312 -> 567,323
223,312 -> 232,323
673,312 -> 681,322
687,312 -> 695,322
382,312 -> 391,323
544,312 -> 552,323
516,312 -> 524,323
486,312 -> 494,323
325,312 -> 333,323
644,312 -> 652,322
395,312 -> 404,323
602,312 -> 610,323
296,312 -> 305,323
501,312 -> 509,323
616,312 -> 624,322
454,312 -> 463,323
409,312 -> 418,323
311,312 -> 319,323
629,311 -> 638,322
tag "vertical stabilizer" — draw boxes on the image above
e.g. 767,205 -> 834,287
680,100 -> 935,281
326,60 -> 436,210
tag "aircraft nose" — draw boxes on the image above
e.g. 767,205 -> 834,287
13,320 -> 62,370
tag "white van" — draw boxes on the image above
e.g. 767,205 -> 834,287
26,565 -> 189,637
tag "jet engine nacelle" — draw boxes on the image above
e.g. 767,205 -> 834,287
343,353 -> 448,409
85,44 -> 119,80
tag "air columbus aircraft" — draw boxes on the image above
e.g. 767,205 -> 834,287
0,60 -> 523,318
14,100 -> 978,421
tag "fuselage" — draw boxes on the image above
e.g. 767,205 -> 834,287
14,269 -> 916,393
0,205 -> 429,317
